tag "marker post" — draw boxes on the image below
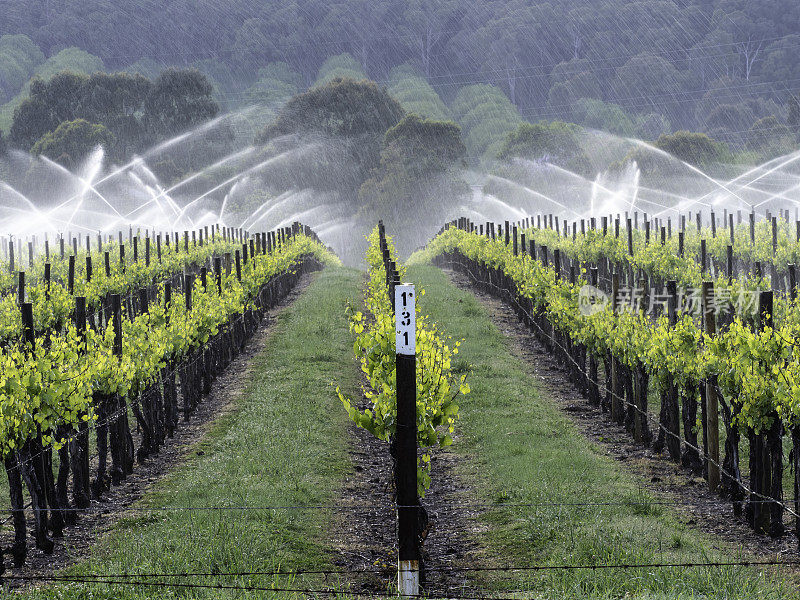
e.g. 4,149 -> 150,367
395,283 -> 419,596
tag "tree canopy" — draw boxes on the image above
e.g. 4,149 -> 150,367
0,46 -> 104,131
359,114 -> 467,251
498,121 -> 592,175
244,62 -> 304,106
382,114 -> 465,179
31,118 -> 114,169
747,116 -> 795,158
387,65 -> 450,121
7,68 -> 218,166
313,54 -> 366,88
0,0 -> 798,162
0,0 -> 795,142
258,77 -> 404,142
653,131 -> 730,168
450,84 -> 523,160
0,34 -> 44,103
143,68 -> 219,136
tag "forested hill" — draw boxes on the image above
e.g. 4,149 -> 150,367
1,0 -> 800,156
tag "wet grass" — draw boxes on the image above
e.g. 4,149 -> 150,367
407,263 -> 799,600
12,267 -> 363,599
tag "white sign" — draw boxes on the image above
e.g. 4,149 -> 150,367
395,284 -> 416,355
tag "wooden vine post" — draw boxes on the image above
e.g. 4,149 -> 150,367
665,280 -> 681,461
610,272 -> 622,423
68,255 -> 75,294
214,257 -> 223,294
702,281 -> 720,492
184,274 -> 194,421
72,297 -> 91,509
759,290 -> 784,538
394,282 -> 420,596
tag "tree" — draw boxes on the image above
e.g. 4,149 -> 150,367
244,62 -> 304,106
760,35 -> 800,86
9,71 -> 152,153
747,116 -> 795,158
382,114 -> 465,178
634,113 -> 671,140
737,34 -> 765,81
123,57 -> 162,79
570,98 -> 635,137
789,94 -> 800,136
498,121 -> 592,175
190,57 -> 247,110
710,7 -> 770,81
8,68 -> 217,165
0,129 -> 7,157
10,72 -> 94,149
359,114 -> 467,251
704,103 -> 756,144
143,68 -> 219,136
396,0 -> 462,78
257,62 -> 304,90
654,131 -> 729,168
258,77 -> 404,141
0,34 -> 44,102
31,119 -> 114,169
28,47 -> 104,82
0,46 -> 104,132
470,1 -> 560,106
315,1 -> 391,74
2,0 -> 800,156
231,18 -> 281,70
450,84 -> 522,160
257,77 -> 405,190
614,52 -> 689,122
313,54 -> 366,88
387,65 -> 451,120
566,7 -> 595,60
546,60 -> 603,115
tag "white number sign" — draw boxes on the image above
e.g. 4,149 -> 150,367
395,284 -> 416,356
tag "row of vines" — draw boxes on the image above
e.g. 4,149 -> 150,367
336,222 -> 471,587
337,223 -> 468,495
412,212 -> 800,546
0,222 -> 338,573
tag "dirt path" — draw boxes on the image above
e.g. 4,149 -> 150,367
329,405 -> 484,597
443,267 -> 799,562
2,272 -> 316,584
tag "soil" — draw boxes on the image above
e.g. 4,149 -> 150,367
443,267 -> 800,564
1,272 -> 316,587
328,284 -> 484,597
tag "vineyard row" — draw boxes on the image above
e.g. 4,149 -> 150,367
0,222 -> 337,573
412,216 -> 800,548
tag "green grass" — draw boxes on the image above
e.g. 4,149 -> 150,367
15,267 -> 363,599
407,263 -> 798,600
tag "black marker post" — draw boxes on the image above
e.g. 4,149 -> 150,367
395,283 -> 419,596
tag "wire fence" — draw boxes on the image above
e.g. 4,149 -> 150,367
3,556 -> 799,597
